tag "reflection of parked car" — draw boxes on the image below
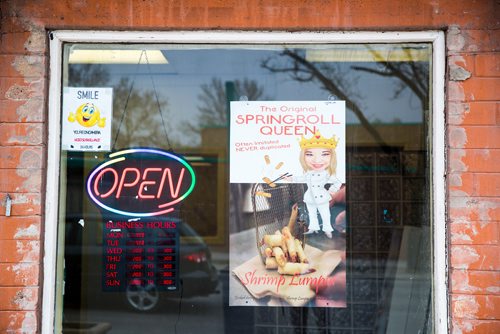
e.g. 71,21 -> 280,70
64,214 -> 219,312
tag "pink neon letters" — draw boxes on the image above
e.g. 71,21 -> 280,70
93,166 -> 186,200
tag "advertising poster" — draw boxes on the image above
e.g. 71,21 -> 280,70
62,87 -> 113,151
229,101 -> 346,308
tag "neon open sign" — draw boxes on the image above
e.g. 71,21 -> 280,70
86,148 -> 196,216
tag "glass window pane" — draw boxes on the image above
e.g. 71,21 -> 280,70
57,42 -> 432,333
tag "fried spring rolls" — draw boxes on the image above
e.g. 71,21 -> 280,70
264,247 -> 273,258
275,162 -> 284,170
278,262 -> 310,275
263,234 -> 283,247
282,226 -> 293,239
273,230 -> 288,258
295,239 -> 308,263
272,247 -> 287,267
262,177 -> 276,188
285,237 -> 298,263
265,257 -> 279,269
281,241 -> 289,260
255,191 -> 271,198
264,155 -> 271,165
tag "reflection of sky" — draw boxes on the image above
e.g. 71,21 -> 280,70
88,47 -> 428,145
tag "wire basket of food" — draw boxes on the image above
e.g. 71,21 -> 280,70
251,180 -> 309,269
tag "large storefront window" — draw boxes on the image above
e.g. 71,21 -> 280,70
53,37 -> 436,333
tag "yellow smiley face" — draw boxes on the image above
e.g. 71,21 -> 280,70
75,102 -> 101,127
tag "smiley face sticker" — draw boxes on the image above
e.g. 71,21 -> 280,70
68,102 -> 106,128
62,87 -> 113,151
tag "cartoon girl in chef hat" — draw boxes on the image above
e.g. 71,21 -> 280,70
292,131 -> 342,239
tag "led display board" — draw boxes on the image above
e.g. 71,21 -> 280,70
102,218 -> 179,292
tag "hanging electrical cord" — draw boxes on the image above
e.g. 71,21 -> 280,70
111,51 -> 143,151
144,50 -> 173,151
112,50 -> 173,151
174,279 -> 184,334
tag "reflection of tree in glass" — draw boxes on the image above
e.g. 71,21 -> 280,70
184,78 -> 267,143
351,47 -> 429,135
352,47 -> 429,112
112,78 -> 171,149
262,48 -> 430,149
262,49 -> 391,148
69,64 -> 110,87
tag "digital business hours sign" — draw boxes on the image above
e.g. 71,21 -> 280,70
86,148 -> 196,292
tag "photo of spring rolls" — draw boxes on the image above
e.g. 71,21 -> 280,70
295,239 -> 308,263
255,191 -> 272,198
285,237 -> 297,263
262,176 -> 276,188
265,257 -> 279,269
278,262 -> 310,275
281,226 -> 293,239
275,162 -> 284,169
280,237 -> 288,259
262,226 -> 307,268
272,247 -> 287,267
264,155 -> 271,165
264,247 -> 273,258
263,234 -> 283,247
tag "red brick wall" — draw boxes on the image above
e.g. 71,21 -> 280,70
446,21 -> 500,334
0,0 -> 498,333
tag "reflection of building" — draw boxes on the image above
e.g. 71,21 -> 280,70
178,151 -> 227,244
348,145 -> 430,332
347,123 -> 425,150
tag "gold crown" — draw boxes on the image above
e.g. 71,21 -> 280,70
299,131 -> 339,149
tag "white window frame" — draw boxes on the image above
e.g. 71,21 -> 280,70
45,31 -> 446,333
